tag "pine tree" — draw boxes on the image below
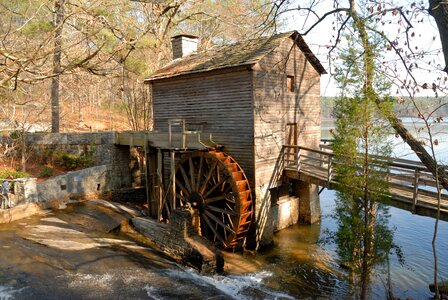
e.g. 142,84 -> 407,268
331,32 -> 394,299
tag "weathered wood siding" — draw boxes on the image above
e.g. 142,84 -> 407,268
251,37 -> 321,243
252,38 -> 321,189
151,69 -> 255,184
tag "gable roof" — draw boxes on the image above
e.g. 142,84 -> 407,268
145,31 -> 326,82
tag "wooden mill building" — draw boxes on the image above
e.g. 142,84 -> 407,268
145,31 -> 326,247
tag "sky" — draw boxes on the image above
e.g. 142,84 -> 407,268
278,0 -> 445,97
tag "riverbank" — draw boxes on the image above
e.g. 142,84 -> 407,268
0,200 -> 294,299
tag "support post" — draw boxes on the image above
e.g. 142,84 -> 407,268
144,136 -> 150,217
171,150 -> 176,210
286,122 -> 298,167
156,148 -> 163,221
147,146 -> 158,219
412,168 -> 420,213
295,181 -> 321,224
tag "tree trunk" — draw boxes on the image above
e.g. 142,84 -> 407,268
50,0 -> 65,133
351,0 -> 448,192
388,116 -> 448,191
21,129 -> 26,172
429,0 -> 448,73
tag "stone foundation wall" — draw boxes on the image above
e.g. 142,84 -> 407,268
25,132 -> 131,174
6,164 -> 129,207
132,208 -> 224,273
1,132 -> 136,216
36,165 -> 122,202
252,180 -> 321,249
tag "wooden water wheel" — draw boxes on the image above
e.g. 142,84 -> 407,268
165,150 -> 253,249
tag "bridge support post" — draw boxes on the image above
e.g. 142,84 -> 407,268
295,181 -> 321,224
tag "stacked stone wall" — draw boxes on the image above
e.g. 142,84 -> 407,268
132,207 -> 224,274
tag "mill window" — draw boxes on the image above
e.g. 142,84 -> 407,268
287,75 -> 294,92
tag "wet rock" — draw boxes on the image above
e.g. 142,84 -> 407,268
0,203 -> 45,224
54,200 -> 143,233
0,197 -> 71,224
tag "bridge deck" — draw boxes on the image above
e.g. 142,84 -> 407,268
283,145 -> 448,222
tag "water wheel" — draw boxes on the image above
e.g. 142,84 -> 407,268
165,150 -> 253,249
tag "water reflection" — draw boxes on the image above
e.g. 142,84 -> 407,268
331,191 -> 395,299
254,189 -> 448,299
251,220 -> 350,299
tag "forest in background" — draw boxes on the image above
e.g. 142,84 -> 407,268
0,0 -> 274,133
322,96 -> 448,119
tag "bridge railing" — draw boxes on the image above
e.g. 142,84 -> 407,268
282,144 -> 447,210
283,145 -> 334,184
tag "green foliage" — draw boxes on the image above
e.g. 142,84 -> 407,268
51,151 -> 94,171
38,166 -> 54,178
97,28 -> 118,52
322,96 -> 447,119
124,56 -> 148,76
0,170 -> 30,179
135,36 -> 157,49
61,153 -> 93,171
22,20 -> 53,37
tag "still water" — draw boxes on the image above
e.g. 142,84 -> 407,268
254,190 -> 448,299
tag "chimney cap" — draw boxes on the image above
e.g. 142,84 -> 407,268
171,34 -> 199,40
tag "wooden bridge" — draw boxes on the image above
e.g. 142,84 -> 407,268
283,144 -> 448,222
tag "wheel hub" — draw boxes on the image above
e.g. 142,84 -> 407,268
188,191 -> 205,213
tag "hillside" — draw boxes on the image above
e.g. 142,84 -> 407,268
0,100 -> 132,133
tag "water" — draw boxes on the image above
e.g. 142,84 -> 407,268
258,190 -> 448,299
322,117 -> 448,163
2,201 -> 446,299
0,202 -> 301,299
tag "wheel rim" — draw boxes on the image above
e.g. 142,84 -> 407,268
168,150 -> 253,249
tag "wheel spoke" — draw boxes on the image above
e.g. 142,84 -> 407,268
224,203 -> 235,228
202,214 -> 225,244
189,156 -> 196,191
179,164 -> 192,192
175,179 -> 190,196
200,160 -> 218,195
221,213 -> 228,241
206,205 -> 238,216
196,155 -> 204,191
204,195 -> 227,204
203,175 -> 229,199
204,210 -> 235,234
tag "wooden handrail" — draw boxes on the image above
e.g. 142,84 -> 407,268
284,144 -> 334,157
283,144 -> 446,195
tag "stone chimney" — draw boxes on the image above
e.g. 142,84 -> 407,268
171,34 -> 198,59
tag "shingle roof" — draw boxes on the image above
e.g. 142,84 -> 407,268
145,31 -> 326,82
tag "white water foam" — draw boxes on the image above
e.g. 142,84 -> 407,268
66,273 -> 114,289
143,285 -> 163,300
164,269 -> 295,300
0,286 -> 26,300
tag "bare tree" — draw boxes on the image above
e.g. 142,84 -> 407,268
429,0 -> 448,72
266,0 -> 448,190
51,0 -> 65,133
